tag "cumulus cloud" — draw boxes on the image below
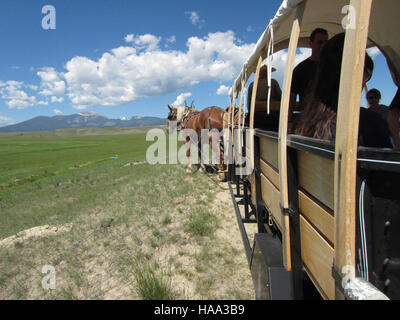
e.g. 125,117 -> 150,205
0,31 -> 255,111
53,109 -> 63,115
216,85 -> 230,95
63,31 -> 254,109
51,96 -> 64,103
185,11 -> 205,29
37,67 -> 66,97
171,92 -> 192,106
0,81 -> 39,109
125,34 -> 161,52
0,114 -> 15,127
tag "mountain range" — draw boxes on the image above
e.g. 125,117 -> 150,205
0,112 -> 167,133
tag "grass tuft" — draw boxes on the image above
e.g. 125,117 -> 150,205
133,258 -> 172,300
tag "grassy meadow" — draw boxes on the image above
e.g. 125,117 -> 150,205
0,127 -> 253,299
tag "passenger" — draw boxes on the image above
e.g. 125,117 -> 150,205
289,28 -> 329,122
293,33 -> 393,148
246,64 -> 282,111
387,87 -> 400,148
245,63 -> 282,130
366,88 -> 389,122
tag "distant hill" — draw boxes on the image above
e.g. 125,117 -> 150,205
0,112 -> 166,133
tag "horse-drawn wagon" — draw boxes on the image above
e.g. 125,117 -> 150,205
227,0 -> 400,300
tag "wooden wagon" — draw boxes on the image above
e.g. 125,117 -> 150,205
227,0 -> 400,300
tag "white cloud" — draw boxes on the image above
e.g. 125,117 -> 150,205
367,46 -> 381,60
0,81 -> 38,109
63,31 -> 254,109
172,92 -> 192,106
216,85 -> 230,95
0,31 -> 255,111
125,34 -> 161,52
27,84 -> 38,91
53,109 -> 63,115
263,48 -> 311,85
166,35 -> 176,44
37,67 -> 66,98
185,11 -> 205,29
51,96 -> 64,103
0,115 -> 15,127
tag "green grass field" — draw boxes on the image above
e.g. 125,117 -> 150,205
0,127 -> 254,299
0,127 -> 153,239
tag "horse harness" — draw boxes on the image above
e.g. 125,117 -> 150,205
181,108 -> 200,129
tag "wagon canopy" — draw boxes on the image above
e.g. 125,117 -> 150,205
230,0 -> 400,99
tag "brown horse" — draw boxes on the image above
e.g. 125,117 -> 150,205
167,105 -> 226,178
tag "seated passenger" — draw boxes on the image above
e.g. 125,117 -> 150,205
289,28 -> 329,123
245,64 -> 282,130
366,88 -> 390,122
293,33 -> 393,148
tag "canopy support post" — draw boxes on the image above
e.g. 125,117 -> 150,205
277,2 -> 305,272
333,0 -> 374,300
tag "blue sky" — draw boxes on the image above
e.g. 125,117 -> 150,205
0,0 -> 397,126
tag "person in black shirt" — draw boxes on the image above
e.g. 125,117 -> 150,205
289,28 -> 328,124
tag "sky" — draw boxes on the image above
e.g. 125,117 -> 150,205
0,0 -> 397,127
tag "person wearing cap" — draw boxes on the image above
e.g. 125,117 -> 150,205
246,64 -> 281,113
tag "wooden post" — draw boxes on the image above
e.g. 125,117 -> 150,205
246,56 -> 263,179
333,0 -> 372,299
277,2 -> 305,271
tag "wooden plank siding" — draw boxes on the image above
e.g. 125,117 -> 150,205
299,191 -> 335,245
260,156 -> 334,245
259,137 -> 279,170
297,151 -> 335,210
260,173 -> 282,230
257,133 -> 336,299
300,215 -> 335,300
